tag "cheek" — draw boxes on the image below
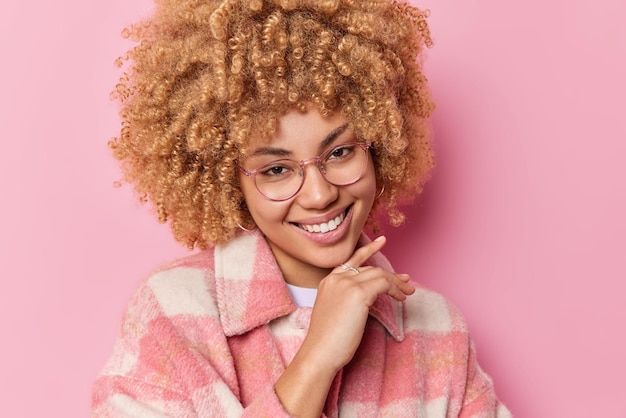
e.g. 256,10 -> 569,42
359,164 -> 378,202
239,176 -> 288,224
249,203 -> 292,235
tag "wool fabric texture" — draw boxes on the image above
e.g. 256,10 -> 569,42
92,230 -> 511,417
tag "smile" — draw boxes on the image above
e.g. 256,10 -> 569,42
294,206 -> 351,234
298,212 -> 345,233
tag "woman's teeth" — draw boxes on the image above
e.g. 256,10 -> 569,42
300,212 -> 345,233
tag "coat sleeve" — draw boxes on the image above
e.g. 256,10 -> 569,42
458,338 -> 513,418
91,268 -> 292,417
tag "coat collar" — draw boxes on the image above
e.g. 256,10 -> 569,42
213,230 -> 405,341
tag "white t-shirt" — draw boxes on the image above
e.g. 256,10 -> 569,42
286,283 -> 318,308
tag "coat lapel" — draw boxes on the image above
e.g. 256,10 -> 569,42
214,230 -> 404,341
214,230 -> 296,337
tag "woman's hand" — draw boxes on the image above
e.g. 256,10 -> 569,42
304,235 -> 415,372
275,236 -> 414,417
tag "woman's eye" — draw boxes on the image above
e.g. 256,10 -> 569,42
259,165 -> 292,177
328,145 -> 355,160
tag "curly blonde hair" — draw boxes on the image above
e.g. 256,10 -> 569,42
111,0 -> 435,249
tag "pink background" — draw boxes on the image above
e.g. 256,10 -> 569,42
1,0 -> 624,416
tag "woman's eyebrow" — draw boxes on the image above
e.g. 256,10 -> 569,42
250,146 -> 292,157
319,124 -> 349,150
249,123 -> 349,157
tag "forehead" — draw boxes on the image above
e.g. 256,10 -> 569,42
246,108 -> 350,153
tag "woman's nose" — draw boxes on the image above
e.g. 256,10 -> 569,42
295,163 -> 338,209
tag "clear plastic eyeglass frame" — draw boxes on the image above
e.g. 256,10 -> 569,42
238,141 -> 372,201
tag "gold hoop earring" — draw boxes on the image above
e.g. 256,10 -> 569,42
236,222 -> 256,232
376,184 -> 385,199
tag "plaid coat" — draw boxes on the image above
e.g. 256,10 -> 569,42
92,231 -> 511,417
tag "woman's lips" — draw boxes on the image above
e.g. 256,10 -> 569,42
297,211 -> 346,233
292,205 -> 351,233
290,205 -> 353,243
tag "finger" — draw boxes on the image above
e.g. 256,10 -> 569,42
359,274 -> 414,304
388,282 -> 415,300
344,235 -> 387,268
350,267 -> 415,297
398,273 -> 411,282
382,274 -> 415,298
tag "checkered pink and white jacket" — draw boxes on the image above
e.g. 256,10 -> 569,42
92,231 -> 511,417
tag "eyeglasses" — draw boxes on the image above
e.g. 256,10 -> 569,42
238,141 -> 372,201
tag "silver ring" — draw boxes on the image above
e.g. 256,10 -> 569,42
340,263 -> 360,274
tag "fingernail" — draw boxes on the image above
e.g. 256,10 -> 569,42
374,235 -> 386,242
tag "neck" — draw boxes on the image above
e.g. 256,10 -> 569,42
269,246 -> 331,289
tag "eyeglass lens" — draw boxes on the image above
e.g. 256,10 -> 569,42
253,142 -> 369,201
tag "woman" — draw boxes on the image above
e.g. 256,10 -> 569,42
93,0 -> 511,416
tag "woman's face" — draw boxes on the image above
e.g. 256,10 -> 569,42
239,108 -> 377,287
